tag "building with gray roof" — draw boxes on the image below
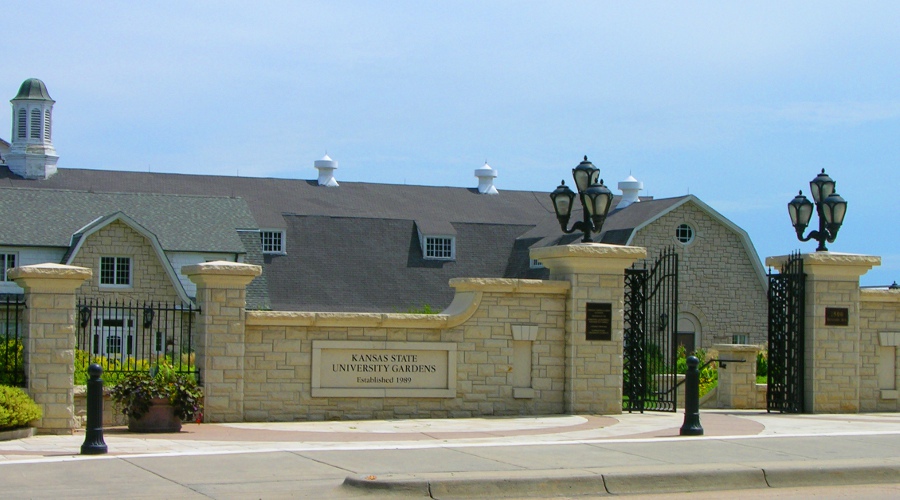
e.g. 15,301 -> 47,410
0,79 -> 768,348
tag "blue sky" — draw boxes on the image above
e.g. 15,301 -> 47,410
4,1 -> 898,285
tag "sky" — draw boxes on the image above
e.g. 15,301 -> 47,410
3,1 -> 898,286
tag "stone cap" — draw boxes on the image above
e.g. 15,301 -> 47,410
861,288 -> 900,303
9,263 -> 91,293
766,252 -> 880,279
449,277 -> 569,294
531,243 -> 647,275
713,343 -> 763,352
183,261 -> 261,288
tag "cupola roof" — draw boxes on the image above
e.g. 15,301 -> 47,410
14,78 -> 54,101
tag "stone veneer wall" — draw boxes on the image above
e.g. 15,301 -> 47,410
69,220 -> 182,303
859,289 -> 900,412
630,202 -> 767,346
240,279 -> 568,421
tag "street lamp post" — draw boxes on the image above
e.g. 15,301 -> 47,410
787,169 -> 848,252
550,156 -> 614,243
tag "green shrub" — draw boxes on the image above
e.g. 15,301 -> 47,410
676,345 -> 718,397
0,385 -> 42,430
0,339 -> 25,386
74,350 -> 195,386
405,304 -> 438,314
756,349 -> 768,378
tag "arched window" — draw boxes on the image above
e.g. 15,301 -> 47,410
44,109 -> 51,141
17,109 -> 26,138
30,109 -> 41,139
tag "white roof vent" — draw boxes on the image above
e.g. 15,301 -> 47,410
617,175 -> 643,209
314,154 -> 339,187
475,162 -> 498,195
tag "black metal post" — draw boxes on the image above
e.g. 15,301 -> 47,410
679,355 -> 704,436
80,363 -> 108,455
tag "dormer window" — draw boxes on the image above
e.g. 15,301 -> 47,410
416,221 -> 456,261
261,230 -> 285,254
424,236 -> 454,260
100,256 -> 131,287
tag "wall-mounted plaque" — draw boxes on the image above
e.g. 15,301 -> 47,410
825,307 -> 849,326
586,302 -> 612,341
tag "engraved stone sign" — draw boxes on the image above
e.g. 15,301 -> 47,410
312,340 -> 456,398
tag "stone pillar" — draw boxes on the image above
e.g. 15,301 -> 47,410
10,263 -> 91,434
184,261 -> 261,423
767,252 -> 880,413
714,344 -> 761,409
531,243 -> 646,414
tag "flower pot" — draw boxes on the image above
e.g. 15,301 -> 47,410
127,397 -> 182,433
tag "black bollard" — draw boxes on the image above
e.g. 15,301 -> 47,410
679,355 -> 704,436
81,363 -> 108,455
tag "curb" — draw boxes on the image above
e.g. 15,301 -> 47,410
343,461 -> 900,497
0,427 -> 35,442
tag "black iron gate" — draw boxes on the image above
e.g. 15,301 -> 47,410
767,251 -> 806,413
623,247 -> 679,412
76,298 -> 198,379
0,295 -> 26,387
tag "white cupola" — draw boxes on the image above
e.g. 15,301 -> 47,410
474,162 -> 498,195
314,154 -> 338,187
617,175 -> 643,209
8,78 -> 58,179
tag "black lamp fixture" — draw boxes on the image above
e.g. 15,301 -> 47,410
550,156 -> 614,243
788,168 -> 848,252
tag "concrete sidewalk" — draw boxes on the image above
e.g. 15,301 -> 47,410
1,411 -> 899,498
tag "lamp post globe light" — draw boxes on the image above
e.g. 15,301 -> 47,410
788,168 -> 848,252
550,156 -> 614,243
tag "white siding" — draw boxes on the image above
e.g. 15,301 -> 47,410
0,247 -> 67,294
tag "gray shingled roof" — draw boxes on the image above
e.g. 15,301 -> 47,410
0,186 -> 256,252
0,166 -> 692,311
0,167 -> 558,229
267,216 -> 537,312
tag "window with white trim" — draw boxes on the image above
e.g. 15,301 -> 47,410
260,230 -> 285,254
100,256 -> 131,286
732,334 -> 749,344
676,223 -> 694,244
424,236 -> 454,260
1,253 -> 16,281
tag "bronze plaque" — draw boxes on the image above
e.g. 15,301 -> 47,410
825,307 -> 849,326
586,302 -> 612,341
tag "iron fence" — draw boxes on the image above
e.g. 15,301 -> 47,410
76,298 -> 198,379
0,294 -> 26,387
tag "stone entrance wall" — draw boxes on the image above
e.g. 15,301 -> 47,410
240,279 -> 569,421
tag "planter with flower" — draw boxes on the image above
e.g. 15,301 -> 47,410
109,361 -> 203,433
